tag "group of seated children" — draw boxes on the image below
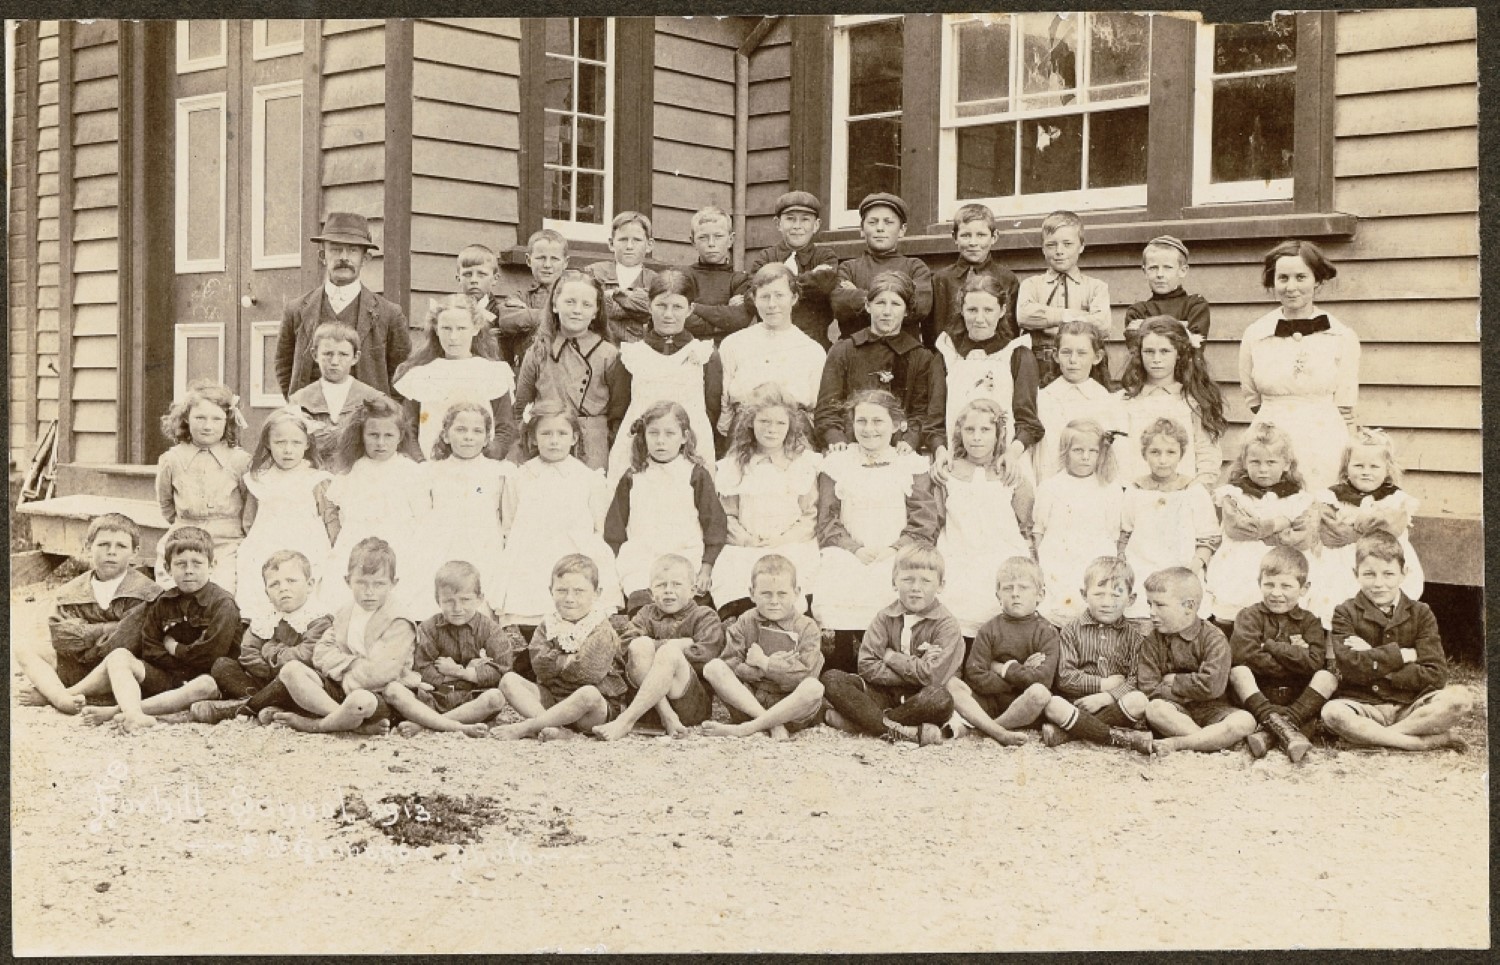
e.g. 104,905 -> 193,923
19,187 -> 1471,758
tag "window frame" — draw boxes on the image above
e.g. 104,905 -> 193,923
173,322 -> 226,400
828,13 -> 906,230
248,321 -> 285,409
252,19 -> 304,61
936,11 -> 1153,222
804,12 -> 1337,239
1191,17 -> 1297,205
540,17 -> 616,245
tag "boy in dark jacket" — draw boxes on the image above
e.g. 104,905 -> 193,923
1227,547 -> 1339,763
831,193 -> 934,341
74,526 -> 238,732
1320,533 -> 1472,751
947,557 -> 1058,746
682,206 -> 753,343
740,191 -> 840,347
20,513 -> 161,715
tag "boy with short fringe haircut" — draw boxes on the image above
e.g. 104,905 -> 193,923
587,211 -> 658,344
72,525 -> 238,733
1124,235 -> 1210,348
682,205 -> 753,343
593,554 -> 726,740
1016,210 -> 1112,385
1139,567 -> 1257,757
1319,532 -> 1473,752
831,192 -> 934,341
1227,546 -> 1338,762
948,556 -> 1059,746
20,513 -> 161,716
741,190 -> 840,347
406,560 -> 519,736
494,230 -> 569,367
287,322 -> 389,461
930,203 -> 1020,349
704,553 -> 826,739
821,544 -> 962,746
1040,556 -> 1153,753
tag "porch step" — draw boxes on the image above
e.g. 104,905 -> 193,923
55,462 -> 159,502
17,494 -> 167,565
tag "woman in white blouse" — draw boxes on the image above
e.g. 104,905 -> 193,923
718,263 -> 827,439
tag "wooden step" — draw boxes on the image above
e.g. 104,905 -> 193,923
17,494 -> 167,565
55,462 -> 159,502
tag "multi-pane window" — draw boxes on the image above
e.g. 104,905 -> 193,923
1194,14 -> 1297,203
830,15 -> 904,226
939,12 -> 1152,217
543,17 -> 614,241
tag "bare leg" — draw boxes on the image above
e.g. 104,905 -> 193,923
1322,691 -> 1472,751
17,647 -> 88,713
1227,665 -> 1261,703
945,678 -> 1025,746
1149,701 -> 1257,756
595,642 -> 694,741
383,683 -> 488,737
443,689 -> 508,724
275,690 -> 379,733
702,660 -> 779,738
82,650 -> 154,732
278,662 -> 344,716
492,684 -> 609,740
703,677 -> 825,738
995,683 -> 1053,729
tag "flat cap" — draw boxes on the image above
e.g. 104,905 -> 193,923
857,192 -> 908,223
776,190 -> 822,217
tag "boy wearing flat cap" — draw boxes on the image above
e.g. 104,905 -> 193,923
740,191 -> 842,348
276,212 -> 412,398
831,192 -> 933,342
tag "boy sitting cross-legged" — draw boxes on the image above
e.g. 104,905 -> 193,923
271,537 -> 431,736
19,513 -> 161,715
1039,557 -> 1153,753
492,554 -> 628,741
1319,532 -> 1473,752
592,554 -> 725,740
72,525 -> 238,733
400,561 -> 521,737
1139,567 -> 1258,757
193,549 -> 333,724
947,556 -> 1059,746
1227,546 -> 1339,763
702,554 -> 826,739
820,544 -> 962,746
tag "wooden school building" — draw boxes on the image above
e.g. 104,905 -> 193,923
7,12 -> 1483,609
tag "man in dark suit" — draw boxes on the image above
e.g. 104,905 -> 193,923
276,212 -> 411,397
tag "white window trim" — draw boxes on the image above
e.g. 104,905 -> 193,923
176,21 -> 227,74
829,13 -> 905,230
248,321 -> 286,408
936,12 -> 1150,222
174,323 -> 226,401
1191,22 -> 1295,205
252,20 -> 303,61
174,93 -> 227,275
251,81 -> 303,270
542,18 -> 616,245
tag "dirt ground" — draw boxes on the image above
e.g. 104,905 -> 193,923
8,584 -> 1490,954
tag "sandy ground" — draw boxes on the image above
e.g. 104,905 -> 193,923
8,584 -> 1490,954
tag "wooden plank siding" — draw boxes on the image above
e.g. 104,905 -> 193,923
10,23 -> 37,467
651,19 -> 739,265
320,21 -> 389,295
746,18 -> 792,254
67,21 -> 122,465
407,17 -> 523,328
33,22 -> 63,441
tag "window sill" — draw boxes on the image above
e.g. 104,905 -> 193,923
818,210 -> 1359,260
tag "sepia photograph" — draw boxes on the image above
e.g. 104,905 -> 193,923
5,6 -> 1489,954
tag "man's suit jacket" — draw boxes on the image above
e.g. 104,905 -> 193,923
276,286 -> 412,397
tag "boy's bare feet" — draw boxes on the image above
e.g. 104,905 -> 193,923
355,719 -> 391,737
490,722 -> 532,741
700,720 -> 739,737
81,705 -> 121,726
256,708 -> 280,726
591,719 -> 634,741
770,724 -> 791,741
118,712 -> 156,734
1150,738 -> 1175,758
19,686 -> 77,710
272,711 -> 326,733
539,726 -> 579,742
396,721 -> 423,738
459,722 -> 489,738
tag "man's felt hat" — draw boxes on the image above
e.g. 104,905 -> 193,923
310,212 -> 379,251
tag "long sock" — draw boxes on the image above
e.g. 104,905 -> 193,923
820,671 -> 886,736
1062,707 -> 1111,746
1241,691 -> 1275,724
1284,687 -> 1328,728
